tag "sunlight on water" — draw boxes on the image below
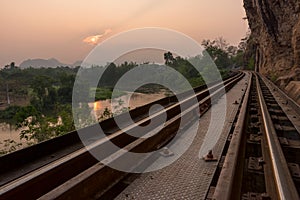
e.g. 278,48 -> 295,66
93,101 -> 102,111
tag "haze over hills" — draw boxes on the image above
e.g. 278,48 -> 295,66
17,49 -> 166,69
19,58 -> 82,68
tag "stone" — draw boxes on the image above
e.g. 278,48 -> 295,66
285,81 -> 300,104
243,0 -> 300,88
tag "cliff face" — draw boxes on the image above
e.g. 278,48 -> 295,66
244,0 -> 300,87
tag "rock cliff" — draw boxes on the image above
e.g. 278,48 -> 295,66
243,0 -> 300,87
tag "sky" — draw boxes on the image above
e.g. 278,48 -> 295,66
0,0 -> 248,67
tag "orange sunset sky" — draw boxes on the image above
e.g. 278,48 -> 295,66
0,0 -> 248,67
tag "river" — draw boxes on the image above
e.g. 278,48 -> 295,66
0,91 -> 166,152
90,91 -> 166,118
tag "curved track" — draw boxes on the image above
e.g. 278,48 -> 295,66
0,73 -> 244,200
211,73 -> 300,200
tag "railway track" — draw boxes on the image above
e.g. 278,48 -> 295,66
209,73 -> 300,200
0,72 -> 244,199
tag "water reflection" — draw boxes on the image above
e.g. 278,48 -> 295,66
90,92 -> 165,119
0,92 -> 166,152
0,123 -> 27,150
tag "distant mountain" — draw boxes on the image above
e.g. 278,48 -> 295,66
19,58 -> 83,68
72,60 -> 83,67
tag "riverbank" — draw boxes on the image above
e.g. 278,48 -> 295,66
0,91 -> 166,154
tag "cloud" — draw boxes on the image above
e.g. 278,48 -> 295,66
83,29 -> 112,45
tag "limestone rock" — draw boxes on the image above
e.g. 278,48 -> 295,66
285,81 -> 300,104
243,0 -> 300,88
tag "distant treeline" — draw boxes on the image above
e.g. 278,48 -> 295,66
0,36 -> 247,144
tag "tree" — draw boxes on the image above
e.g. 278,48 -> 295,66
213,37 -> 229,51
164,52 -> 175,65
17,104 -> 75,142
202,38 -> 243,69
14,105 -> 39,127
30,76 -> 57,112
10,62 -> 15,69
57,74 -> 75,103
202,44 -> 231,68
100,63 -> 117,87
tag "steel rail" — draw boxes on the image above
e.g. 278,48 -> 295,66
37,72 -> 245,200
0,72 -> 242,186
259,74 -> 300,116
212,72 -> 252,200
0,73 -> 244,199
256,75 -> 299,200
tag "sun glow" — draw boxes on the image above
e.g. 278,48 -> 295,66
90,37 -> 97,43
83,29 -> 112,45
83,35 -> 100,45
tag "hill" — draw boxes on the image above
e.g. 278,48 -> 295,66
19,58 -> 82,68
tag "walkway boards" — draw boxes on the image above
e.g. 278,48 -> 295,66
115,73 -> 250,200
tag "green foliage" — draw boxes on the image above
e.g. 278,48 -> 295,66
72,103 -> 95,129
202,38 -> 232,69
19,104 -> 74,142
270,71 -> 278,82
188,77 -> 205,87
0,106 -> 21,121
231,50 -> 245,68
134,84 -> 165,94
97,62 -> 137,87
164,52 -> 176,65
30,76 -> 58,113
20,116 -> 56,142
52,104 -> 75,136
163,51 -> 232,86
98,107 -> 113,121
1,66 -> 77,87
0,67 -> 78,143
90,87 -> 126,101
242,33 -> 257,71
0,51 -> 237,148
201,37 -> 249,69
247,57 -> 255,70
163,52 -> 205,87
14,105 -> 39,126
164,90 -> 174,97
98,99 -> 129,121
57,74 -> 75,104
202,65 -> 221,82
0,66 -> 78,106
